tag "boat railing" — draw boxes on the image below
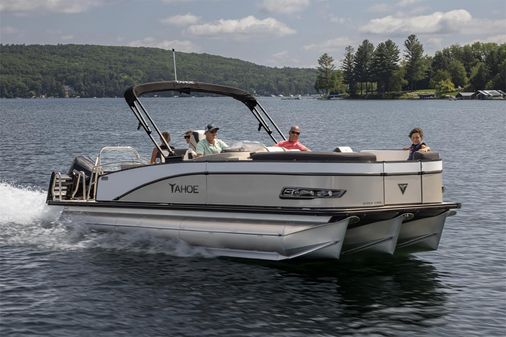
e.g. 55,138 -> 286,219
94,146 -> 145,172
49,171 -> 73,201
70,170 -> 87,200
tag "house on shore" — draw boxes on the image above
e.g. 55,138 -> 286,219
455,92 -> 476,100
455,90 -> 505,100
476,90 -> 505,100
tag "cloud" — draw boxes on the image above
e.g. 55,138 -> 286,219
1,26 -> 18,34
328,15 -> 350,24
161,0 -> 192,3
0,0 -> 102,13
361,9 -> 472,35
303,37 -> 353,52
127,37 -> 200,52
368,1 -> 426,14
396,0 -> 420,7
261,0 -> 310,14
161,13 -> 200,26
461,18 -> 506,35
187,16 -> 295,38
482,34 -> 506,44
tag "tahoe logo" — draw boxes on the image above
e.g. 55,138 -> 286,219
169,183 -> 199,194
398,183 -> 408,195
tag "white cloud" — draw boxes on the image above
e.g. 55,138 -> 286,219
0,0 -> 102,13
261,0 -> 310,14
127,37 -> 200,52
368,3 -> 391,13
482,34 -> 506,44
328,15 -> 350,24
61,34 -> 75,41
361,9 -> 472,35
1,26 -> 18,34
303,37 -> 353,52
161,13 -> 200,26
396,0 -> 420,7
461,18 -> 506,35
161,0 -> 192,3
187,16 -> 295,38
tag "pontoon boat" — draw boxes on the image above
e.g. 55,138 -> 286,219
47,81 -> 460,260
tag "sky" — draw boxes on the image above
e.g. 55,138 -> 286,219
1,0 -> 505,68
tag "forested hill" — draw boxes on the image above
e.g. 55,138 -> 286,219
0,44 -> 318,98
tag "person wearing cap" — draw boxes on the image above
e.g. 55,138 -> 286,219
275,125 -> 310,151
195,124 -> 228,156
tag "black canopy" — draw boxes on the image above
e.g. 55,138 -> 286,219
124,81 -> 258,110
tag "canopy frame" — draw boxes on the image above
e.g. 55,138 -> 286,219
124,81 -> 286,159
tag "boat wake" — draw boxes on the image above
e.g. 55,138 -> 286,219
0,182 -> 213,258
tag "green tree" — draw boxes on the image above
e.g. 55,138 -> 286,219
371,39 -> 400,94
491,59 -> 506,91
342,45 -> 356,96
315,53 -> 337,96
469,62 -> 488,90
353,40 -> 374,95
430,69 -> 451,88
404,34 -> 426,90
448,60 -> 468,89
435,79 -> 455,97
389,68 -> 407,92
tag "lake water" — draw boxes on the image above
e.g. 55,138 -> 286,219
1,97 -> 505,336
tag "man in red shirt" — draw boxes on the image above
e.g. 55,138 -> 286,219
275,125 -> 310,151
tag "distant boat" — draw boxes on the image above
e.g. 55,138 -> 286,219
318,94 -> 343,100
281,94 -> 302,100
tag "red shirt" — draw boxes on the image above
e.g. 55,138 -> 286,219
275,140 -> 310,151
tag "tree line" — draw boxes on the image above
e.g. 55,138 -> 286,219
0,44 -> 317,98
315,35 -> 506,98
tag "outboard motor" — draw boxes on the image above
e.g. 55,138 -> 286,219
67,155 -> 94,178
66,155 -> 95,199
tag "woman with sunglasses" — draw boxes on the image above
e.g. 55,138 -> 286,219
275,125 -> 310,151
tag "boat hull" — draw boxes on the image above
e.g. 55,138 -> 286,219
395,210 -> 456,253
341,213 -> 411,255
60,204 -> 354,260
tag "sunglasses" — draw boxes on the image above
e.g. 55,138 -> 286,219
209,130 -> 217,134
290,131 -> 300,135
184,135 -> 190,139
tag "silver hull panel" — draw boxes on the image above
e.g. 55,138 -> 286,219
62,205 -> 353,260
341,213 -> 410,255
396,210 -> 456,253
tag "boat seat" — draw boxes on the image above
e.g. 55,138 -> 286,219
413,151 -> 440,160
173,148 -> 187,156
334,146 -> 353,152
250,151 -> 376,162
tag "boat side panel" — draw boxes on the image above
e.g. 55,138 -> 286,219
120,175 -> 207,203
384,175 -> 422,204
116,173 -> 384,207
422,173 -> 443,203
207,174 -> 384,207
96,162 -> 206,201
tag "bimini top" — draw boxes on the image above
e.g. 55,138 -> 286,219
124,81 -> 259,110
